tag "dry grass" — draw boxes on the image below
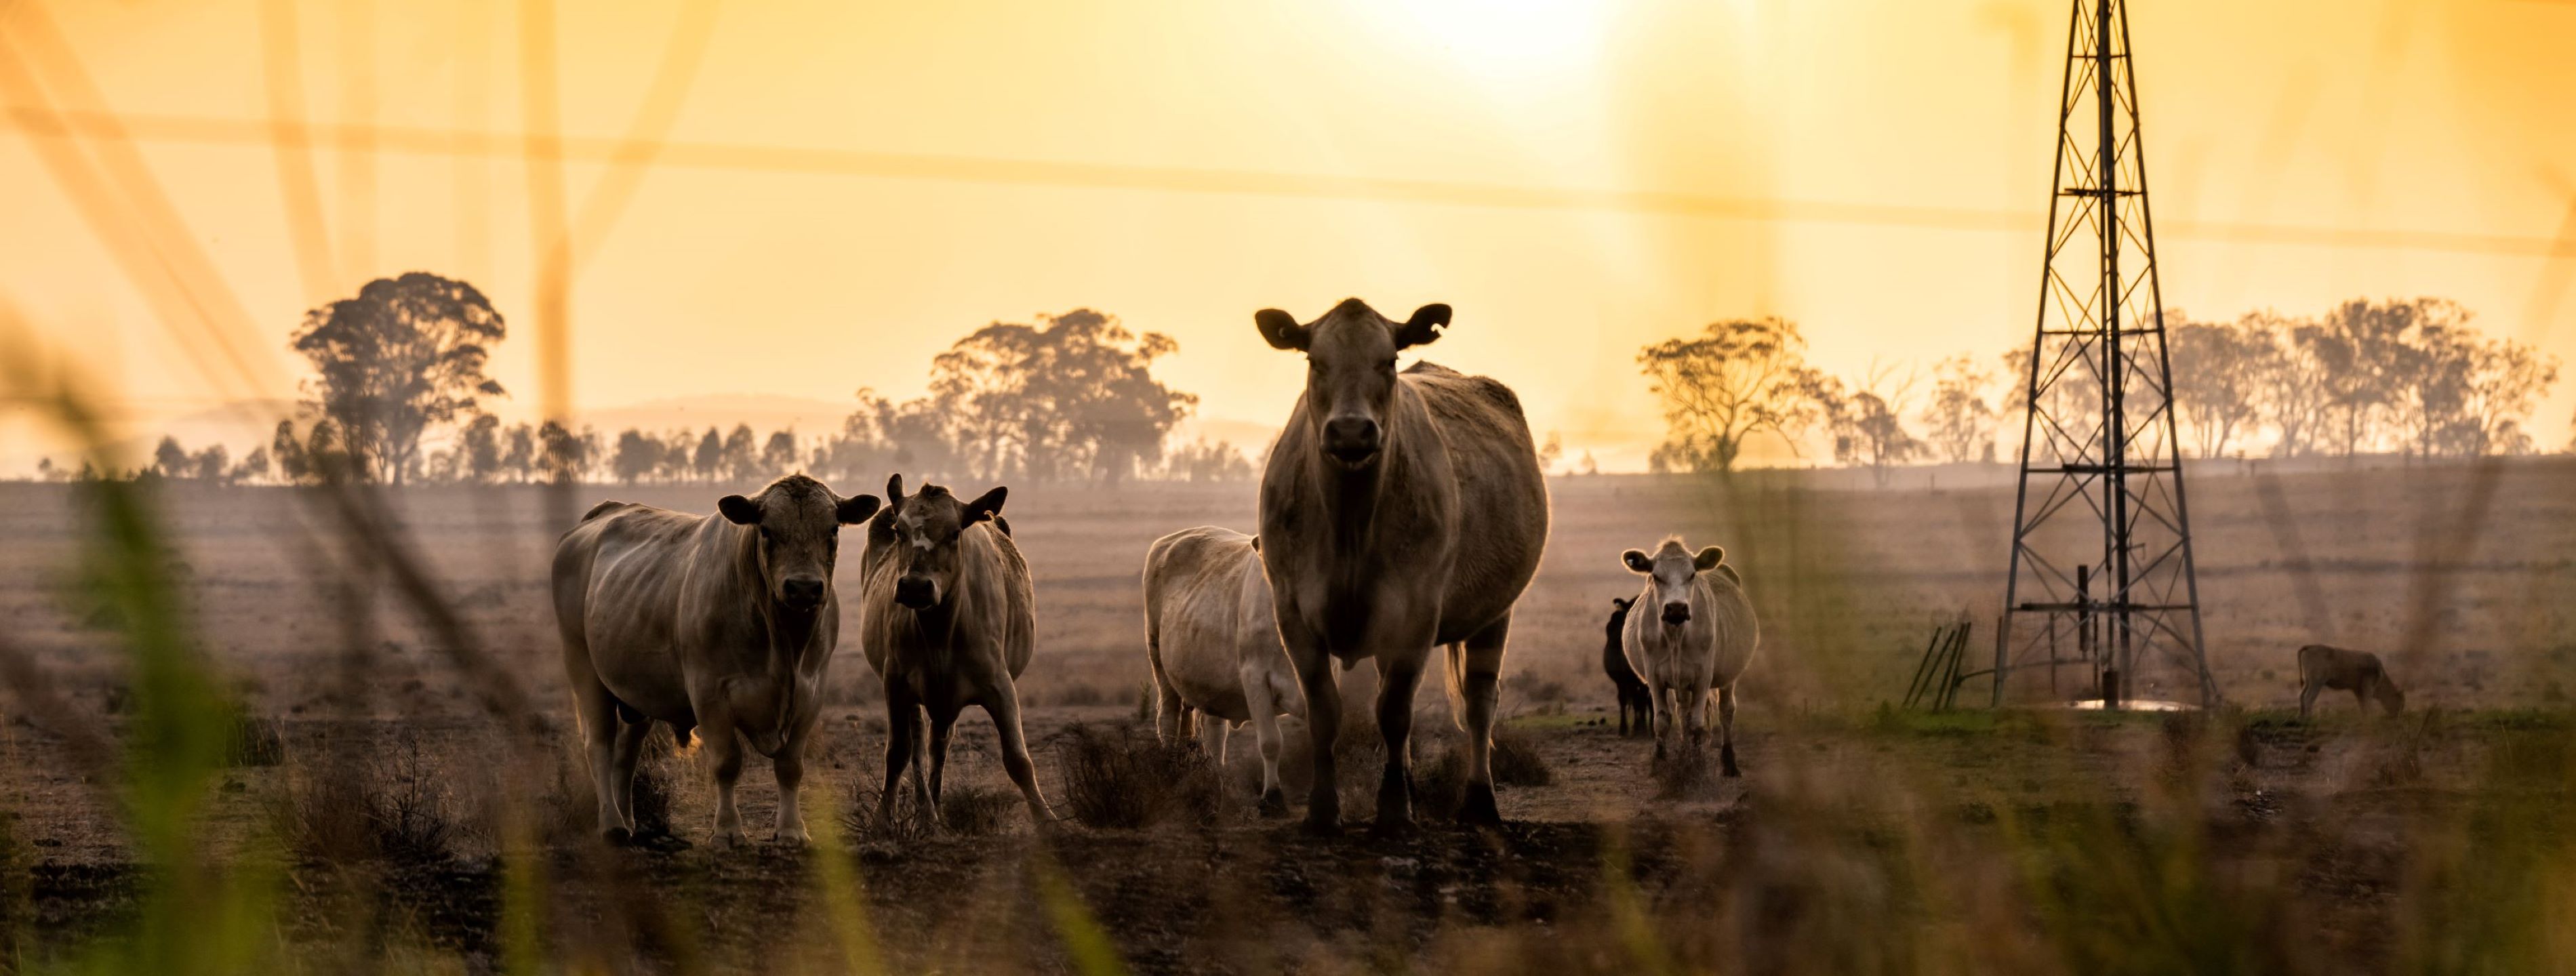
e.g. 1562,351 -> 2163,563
1051,722 -> 1228,829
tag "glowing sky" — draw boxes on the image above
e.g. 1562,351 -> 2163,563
3,0 -> 2571,471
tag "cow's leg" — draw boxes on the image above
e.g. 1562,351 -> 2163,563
984,681 -> 1056,825
1278,614 -> 1342,834
1652,685 -> 1675,760
1683,678 -> 1711,752
877,689 -> 918,825
1243,664 -> 1291,817
1372,649 -> 1429,837
706,718 -> 746,848
1154,676 -> 1188,746
773,728 -> 811,847
927,706 -> 960,809
570,677 -> 627,843
2299,679 -> 2320,719
1454,616 -> 1510,827
608,716 -> 654,836
1718,684 -> 1742,777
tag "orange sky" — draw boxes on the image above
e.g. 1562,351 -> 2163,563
4,0 -> 2573,472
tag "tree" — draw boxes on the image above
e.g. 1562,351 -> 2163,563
191,444 -> 230,483
537,421 -> 597,484
2169,312 -> 2277,459
611,429 -> 662,485
35,458 -> 55,482
287,272 -> 508,483
2247,311 -> 2330,458
153,436 -> 190,480
1918,354 -> 1996,464
762,430 -> 799,476
231,447 -> 270,485
691,428 -> 723,483
1817,365 -> 1925,486
503,424 -> 537,483
929,309 -> 1196,483
1637,317 -> 1826,473
720,424 -> 758,482
459,413 -> 505,483
1535,432 -> 1563,474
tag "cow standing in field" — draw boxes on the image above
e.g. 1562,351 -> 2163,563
1620,537 -> 1760,775
1602,598 -> 1651,737
1143,526 -> 1304,815
1253,298 -> 1550,834
2298,644 -> 2406,717
860,474 -> 1055,828
551,474 -> 880,847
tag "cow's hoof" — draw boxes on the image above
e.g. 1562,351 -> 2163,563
636,831 -> 693,853
714,828 -> 746,849
1369,815 -> 1417,840
602,826 -> 634,847
773,826 -> 812,848
1455,783 -> 1502,827
1301,810 -> 1342,837
1720,745 -> 1742,778
1258,788 -> 1291,819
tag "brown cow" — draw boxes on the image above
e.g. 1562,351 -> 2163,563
1253,298 -> 1550,834
859,474 -> 1055,828
2297,644 -> 2405,717
551,474 -> 880,847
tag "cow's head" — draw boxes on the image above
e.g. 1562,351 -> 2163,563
2377,683 -> 2407,716
880,474 -> 1007,611
1607,596 -> 1634,636
717,473 -> 881,613
1620,539 -> 1725,627
1255,298 -> 1451,470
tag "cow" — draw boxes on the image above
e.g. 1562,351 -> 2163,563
1619,537 -> 1760,775
550,473 -> 881,847
860,474 -> 1055,828
1253,298 -> 1550,835
2297,644 -> 2405,717
1142,526 -> 1304,815
1602,597 -> 1651,737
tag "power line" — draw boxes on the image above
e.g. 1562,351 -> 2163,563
8,108 -> 2573,260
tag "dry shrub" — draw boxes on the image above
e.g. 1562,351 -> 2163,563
1653,741 -> 1725,800
223,710 -> 286,768
846,779 -> 1013,840
936,784 -> 1018,838
1053,683 -> 1109,708
1052,722 -> 1224,829
281,734 -> 462,866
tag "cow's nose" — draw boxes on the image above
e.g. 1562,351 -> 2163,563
894,575 -> 936,609
782,576 -> 826,609
1323,417 -> 1381,463
1661,602 -> 1691,625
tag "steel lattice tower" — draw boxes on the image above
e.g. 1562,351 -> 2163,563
1994,0 -> 2212,708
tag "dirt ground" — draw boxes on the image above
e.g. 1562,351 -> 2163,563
0,463 -> 2569,971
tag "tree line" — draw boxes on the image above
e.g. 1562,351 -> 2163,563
52,273 -> 1255,487
1641,296 -> 2565,479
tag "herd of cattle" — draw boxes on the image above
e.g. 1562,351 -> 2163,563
544,298 -> 2402,849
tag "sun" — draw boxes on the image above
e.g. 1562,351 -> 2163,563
1365,0 -> 1613,76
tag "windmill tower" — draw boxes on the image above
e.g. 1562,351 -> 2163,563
1994,0 -> 2213,708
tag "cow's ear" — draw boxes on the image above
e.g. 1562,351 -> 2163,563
1611,596 -> 1632,610
1393,303 -> 1451,350
718,495 -> 762,525
964,485 -> 1007,525
1255,309 -> 1309,351
836,493 -> 882,525
1621,549 -> 1653,573
1694,546 -> 1726,572
884,473 -> 907,512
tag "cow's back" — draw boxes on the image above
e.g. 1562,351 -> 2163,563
1702,565 -> 1759,685
2299,644 -> 2380,690
1145,526 -> 1266,720
1403,362 -> 1550,643
552,502 -> 723,719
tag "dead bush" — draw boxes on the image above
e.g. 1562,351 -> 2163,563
223,710 -> 285,768
1653,741 -> 1725,800
1052,722 -> 1224,829
281,735 -> 462,866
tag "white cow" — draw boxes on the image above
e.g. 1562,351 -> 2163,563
1143,526 -> 1304,815
1619,537 -> 1760,775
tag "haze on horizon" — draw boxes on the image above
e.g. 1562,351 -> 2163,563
4,0 -> 2573,473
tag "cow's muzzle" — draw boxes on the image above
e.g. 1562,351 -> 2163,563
894,575 -> 938,609
1661,602 -> 1691,626
1323,417 -> 1381,466
781,575 -> 827,611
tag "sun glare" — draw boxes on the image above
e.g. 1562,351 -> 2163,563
1367,0 -> 1612,75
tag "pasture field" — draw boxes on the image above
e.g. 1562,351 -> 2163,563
0,462 -> 2569,972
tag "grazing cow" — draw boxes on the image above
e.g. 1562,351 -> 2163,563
1602,597 -> 1651,737
1620,537 -> 1760,775
1253,298 -> 1550,834
860,474 -> 1055,828
2297,644 -> 2405,717
551,474 -> 880,846
1143,526 -> 1304,815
